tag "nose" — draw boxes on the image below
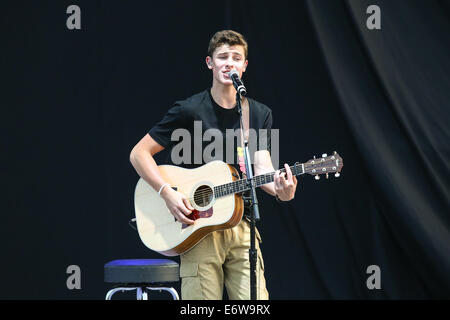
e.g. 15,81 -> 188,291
225,57 -> 235,70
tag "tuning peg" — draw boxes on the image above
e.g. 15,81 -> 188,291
326,173 -> 329,179
322,153 -> 327,158
334,172 -> 340,178
315,175 -> 320,180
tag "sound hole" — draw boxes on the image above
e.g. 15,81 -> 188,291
193,185 -> 214,207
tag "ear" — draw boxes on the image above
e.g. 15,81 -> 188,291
242,59 -> 248,73
206,56 -> 213,69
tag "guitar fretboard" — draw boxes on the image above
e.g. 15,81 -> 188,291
213,164 -> 304,198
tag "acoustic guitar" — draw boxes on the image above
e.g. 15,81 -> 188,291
134,152 -> 343,256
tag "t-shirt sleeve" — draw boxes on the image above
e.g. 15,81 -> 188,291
148,102 -> 187,149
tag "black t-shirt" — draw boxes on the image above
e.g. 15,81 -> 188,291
149,89 -> 272,173
148,89 -> 272,214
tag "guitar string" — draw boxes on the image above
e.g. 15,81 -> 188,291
185,163 -> 328,201
184,165 -> 301,202
186,167 -> 293,200
181,160 -> 338,202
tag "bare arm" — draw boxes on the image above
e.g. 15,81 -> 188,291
254,150 -> 277,196
254,150 -> 298,201
130,134 -> 166,192
130,134 -> 194,224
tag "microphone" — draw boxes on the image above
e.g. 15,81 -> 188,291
227,69 -> 247,96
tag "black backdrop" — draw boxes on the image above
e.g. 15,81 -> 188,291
2,0 -> 449,299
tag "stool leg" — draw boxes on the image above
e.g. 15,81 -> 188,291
146,287 -> 180,300
105,287 -> 137,300
142,288 -> 148,300
136,287 -> 149,300
136,287 -> 143,300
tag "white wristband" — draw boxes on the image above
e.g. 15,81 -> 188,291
158,183 -> 169,196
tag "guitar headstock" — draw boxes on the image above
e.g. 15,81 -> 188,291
304,151 -> 343,180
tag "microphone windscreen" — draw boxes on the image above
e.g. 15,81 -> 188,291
228,69 -> 239,78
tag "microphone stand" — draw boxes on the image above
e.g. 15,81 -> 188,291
236,91 -> 260,300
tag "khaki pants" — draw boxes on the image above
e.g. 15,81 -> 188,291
180,218 -> 269,300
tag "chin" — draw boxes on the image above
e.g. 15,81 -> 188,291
224,80 -> 233,85
216,78 -> 233,86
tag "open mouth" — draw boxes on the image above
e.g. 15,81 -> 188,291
222,71 -> 233,79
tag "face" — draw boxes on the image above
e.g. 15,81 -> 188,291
206,44 -> 248,86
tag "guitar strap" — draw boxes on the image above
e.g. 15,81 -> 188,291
238,98 -> 254,211
237,97 -> 250,179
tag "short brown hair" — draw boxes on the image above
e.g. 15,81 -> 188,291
207,30 -> 248,59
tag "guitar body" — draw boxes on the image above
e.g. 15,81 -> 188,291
133,152 -> 344,256
134,160 -> 244,256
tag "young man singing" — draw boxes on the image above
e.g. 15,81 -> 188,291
130,30 -> 297,300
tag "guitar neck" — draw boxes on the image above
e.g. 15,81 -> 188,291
214,163 -> 305,198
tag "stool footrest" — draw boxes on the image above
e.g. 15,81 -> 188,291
105,286 -> 179,300
104,259 -> 180,300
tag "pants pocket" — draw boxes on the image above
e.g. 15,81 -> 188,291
257,248 -> 269,300
179,261 -> 203,300
256,227 -> 263,244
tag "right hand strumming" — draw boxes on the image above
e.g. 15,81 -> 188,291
160,186 -> 195,225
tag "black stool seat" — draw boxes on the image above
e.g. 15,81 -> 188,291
104,259 -> 179,284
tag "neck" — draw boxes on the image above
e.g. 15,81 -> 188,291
214,163 -> 305,198
210,81 -> 237,109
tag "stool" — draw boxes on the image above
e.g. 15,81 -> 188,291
104,259 -> 180,300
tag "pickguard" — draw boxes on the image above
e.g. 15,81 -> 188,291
181,207 -> 213,229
